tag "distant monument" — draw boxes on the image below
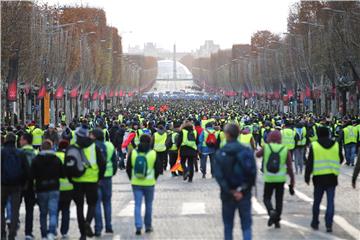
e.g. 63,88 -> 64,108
173,44 -> 177,80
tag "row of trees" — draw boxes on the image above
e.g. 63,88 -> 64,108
191,1 -> 360,115
1,1 -> 157,124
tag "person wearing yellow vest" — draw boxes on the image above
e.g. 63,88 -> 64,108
55,140 -> 73,239
198,122 -> 219,179
177,121 -> 198,183
280,121 -> 296,153
19,132 -> 38,239
256,130 -> 295,229
126,134 -> 161,236
151,124 -> 168,174
90,128 -> 117,237
167,121 -> 181,177
31,125 -> 44,149
68,126 -> 106,240
260,121 -> 272,147
293,121 -> 307,174
305,127 -> 343,233
238,127 -> 256,150
342,120 -> 358,166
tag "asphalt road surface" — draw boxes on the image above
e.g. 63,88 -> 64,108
16,156 -> 360,240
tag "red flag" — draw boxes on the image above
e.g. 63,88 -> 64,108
149,106 -> 155,111
7,80 -> 17,101
287,90 -> 294,98
83,89 -> 90,100
37,85 -> 46,99
306,86 -> 311,97
274,91 -> 280,99
55,85 -> 64,100
109,90 -> 114,97
115,90 -> 119,97
70,86 -> 79,98
92,90 -> 98,100
100,91 -> 106,101
24,83 -> 31,95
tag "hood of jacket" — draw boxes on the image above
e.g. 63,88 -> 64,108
317,137 -> 336,149
76,136 -> 93,148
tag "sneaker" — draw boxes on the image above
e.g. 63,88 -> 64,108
351,163 -> 355,166
183,173 -> 188,181
188,178 -> 193,183
268,210 -> 277,227
135,229 -> 141,235
311,222 -> 319,230
145,227 -> 153,233
105,229 -> 114,234
94,232 -> 101,237
267,218 -> 274,227
79,235 -> 86,240
84,222 -> 94,237
47,233 -> 55,240
25,235 -> 35,240
202,174 -> 206,179
274,222 -> 281,229
326,227 -> 332,233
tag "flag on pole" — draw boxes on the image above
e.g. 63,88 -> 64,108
170,151 -> 183,172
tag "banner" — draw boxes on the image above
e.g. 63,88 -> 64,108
70,85 -> 80,98
83,89 -> 90,100
306,86 -> 311,98
37,85 -> 46,99
92,90 -> 98,100
55,85 -> 64,100
44,92 -> 50,125
7,80 -> 17,101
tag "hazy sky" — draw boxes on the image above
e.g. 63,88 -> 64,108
44,0 -> 298,52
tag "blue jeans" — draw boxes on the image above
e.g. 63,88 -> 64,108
95,178 -> 113,234
132,185 -> 155,230
344,143 -> 356,165
312,186 -> 335,228
200,153 -> 215,176
222,193 -> 252,240
37,191 -> 60,238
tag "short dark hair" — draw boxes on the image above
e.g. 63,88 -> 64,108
41,140 -> 53,150
21,132 -> 33,144
224,123 -> 240,140
140,134 -> 151,145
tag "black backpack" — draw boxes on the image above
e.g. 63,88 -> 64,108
1,147 -> 23,185
187,130 -> 196,141
64,145 -> 92,178
266,144 -> 285,174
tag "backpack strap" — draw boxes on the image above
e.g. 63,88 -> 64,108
268,144 -> 285,154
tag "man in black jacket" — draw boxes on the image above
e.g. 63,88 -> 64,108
305,127 -> 343,233
31,140 -> 63,240
1,133 -> 29,240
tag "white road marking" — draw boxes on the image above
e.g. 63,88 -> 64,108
112,234 -> 121,240
181,202 -> 206,215
251,197 -> 346,240
118,200 -> 145,217
251,197 -> 267,215
287,185 -> 360,239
